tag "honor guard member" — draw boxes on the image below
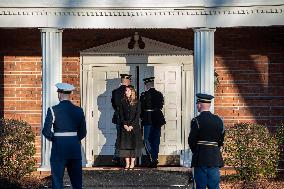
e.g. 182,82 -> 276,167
111,74 -> 132,164
188,93 -> 225,189
140,77 -> 166,168
42,83 -> 87,189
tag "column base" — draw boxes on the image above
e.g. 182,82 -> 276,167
37,165 -> 51,171
84,162 -> 93,167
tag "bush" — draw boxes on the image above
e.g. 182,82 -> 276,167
0,118 -> 36,180
224,122 -> 284,182
0,176 -> 44,189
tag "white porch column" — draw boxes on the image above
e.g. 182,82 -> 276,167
194,28 -> 216,114
39,28 -> 62,170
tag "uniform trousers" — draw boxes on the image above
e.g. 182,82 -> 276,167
113,124 -> 121,160
51,159 -> 82,189
192,166 -> 220,189
143,125 -> 161,162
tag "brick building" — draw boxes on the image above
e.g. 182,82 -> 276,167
0,0 -> 283,169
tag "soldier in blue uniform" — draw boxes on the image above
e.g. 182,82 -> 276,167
140,77 -> 166,168
111,74 -> 132,165
188,93 -> 225,189
42,83 -> 87,189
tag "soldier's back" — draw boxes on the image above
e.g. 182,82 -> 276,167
112,85 -> 126,108
51,100 -> 86,161
192,111 -> 224,167
140,88 -> 166,126
52,100 -> 84,132
196,111 -> 223,141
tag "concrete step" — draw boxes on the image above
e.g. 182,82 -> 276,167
43,167 -> 192,188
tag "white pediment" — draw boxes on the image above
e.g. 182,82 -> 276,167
80,33 -> 192,56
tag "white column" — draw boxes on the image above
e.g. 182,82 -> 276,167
39,28 -> 62,170
194,28 -> 216,114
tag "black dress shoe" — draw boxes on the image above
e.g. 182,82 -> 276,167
112,158 -> 121,166
149,160 -> 158,168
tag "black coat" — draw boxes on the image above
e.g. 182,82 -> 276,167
111,85 -> 126,124
118,99 -> 144,150
188,111 -> 225,167
140,88 -> 166,126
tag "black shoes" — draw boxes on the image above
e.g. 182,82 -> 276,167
112,157 -> 121,166
149,160 -> 158,168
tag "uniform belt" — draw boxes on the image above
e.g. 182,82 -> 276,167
54,132 -> 77,136
145,109 -> 159,112
197,141 -> 218,147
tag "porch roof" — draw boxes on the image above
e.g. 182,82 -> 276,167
0,0 -> 283,28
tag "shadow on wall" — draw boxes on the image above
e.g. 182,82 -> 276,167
214,28 -> 284,129
96,78 -> 120,165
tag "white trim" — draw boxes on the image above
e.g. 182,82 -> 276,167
80,34 -> 194,166
81,36 -> 192,56
1,0 -> 283,8
0,5 -> 283,28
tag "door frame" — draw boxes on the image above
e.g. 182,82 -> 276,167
80,54 -> 194,167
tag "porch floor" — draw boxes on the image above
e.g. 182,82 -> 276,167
41,166 -> 192,188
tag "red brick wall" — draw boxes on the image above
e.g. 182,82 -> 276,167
0,27 -> 283,165
214,27 -> 284,128
0,29 -> 42,163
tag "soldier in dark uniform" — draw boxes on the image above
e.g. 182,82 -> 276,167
188,93 -> 225,189
140,77 -> 166,168
111,74 -> 132,164
42,83 -> 87,189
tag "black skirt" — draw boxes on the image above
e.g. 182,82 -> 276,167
120,129 -> 136,149
118,127 -> 144,158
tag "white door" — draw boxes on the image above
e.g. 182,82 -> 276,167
92,66 -> 137,156
139,65 -> 182,155
91,64 -> 182,161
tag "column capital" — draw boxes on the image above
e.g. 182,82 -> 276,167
193,27 -> 216,32
39,28 -> 63,33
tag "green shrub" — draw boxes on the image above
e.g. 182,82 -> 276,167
0,118 -> 36,180
275,123 -> 284,146
224,122 -> 284,182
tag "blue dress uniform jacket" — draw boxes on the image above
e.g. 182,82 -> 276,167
42,100 -> 87,161
188,111 -> 225,167
111,85 -> 127,124
140,88 -> 166,126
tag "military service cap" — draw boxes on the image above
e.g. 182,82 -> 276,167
55,83 -> 75,94
143,77 -> 155,84
120,74 -> 132,80
196,93 -> 214,103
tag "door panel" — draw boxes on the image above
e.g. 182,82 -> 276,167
92,64 -> 182,159
139,65 -> 182,155
92,66 -> 136,155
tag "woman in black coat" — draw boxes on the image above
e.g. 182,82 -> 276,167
118,85 -> 144,169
